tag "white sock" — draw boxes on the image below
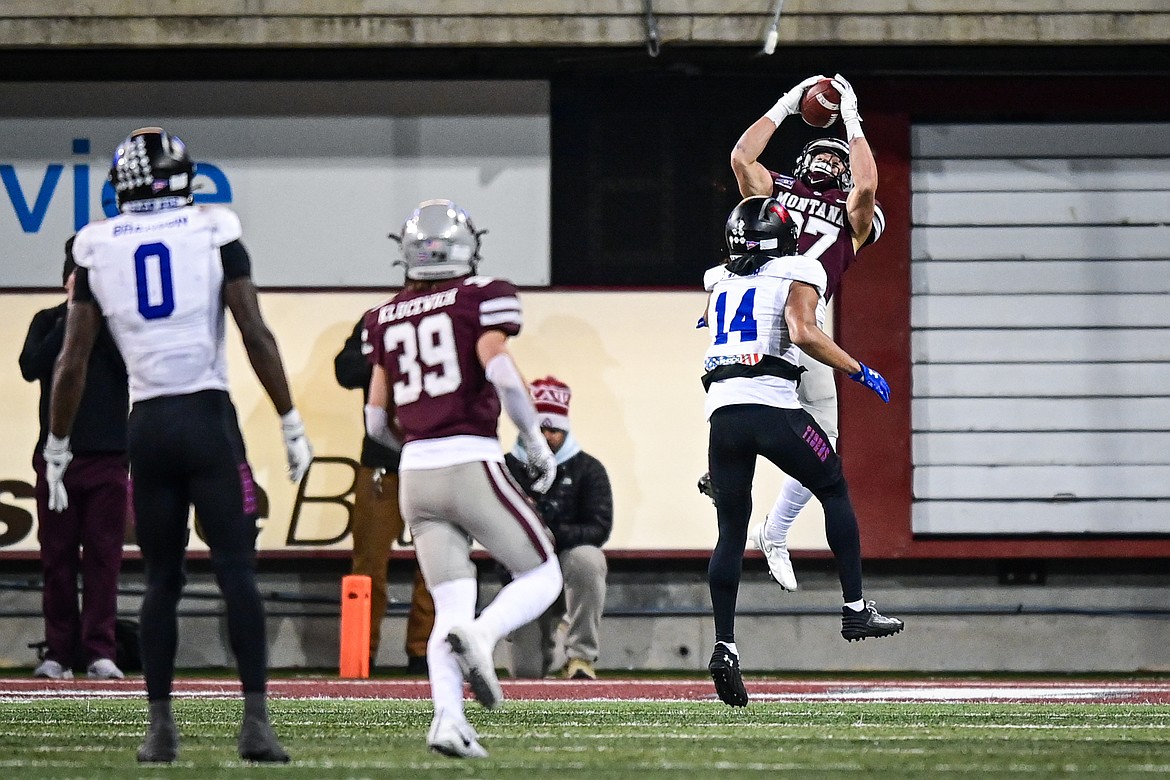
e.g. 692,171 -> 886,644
764,436 -> 836,544
764,478 -> 811,544
428,578 -> 478,717
716,640 -> 739,657
844,599 -> 865,612
475,557 -> 562,644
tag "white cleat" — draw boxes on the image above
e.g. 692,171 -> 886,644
446,624 -> 504,709
427,711 -> 489,758
750,523 -> 798,592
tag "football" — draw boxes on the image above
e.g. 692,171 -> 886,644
800,78 -> 841,128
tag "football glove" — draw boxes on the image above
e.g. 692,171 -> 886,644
849,362 -> 890,403
43,433 -> 73,513
525,439 -> 558,495
697,471 -> 716,506
831,73 -> 863,138
280,408 -> 314,483
767,74 -> 826,125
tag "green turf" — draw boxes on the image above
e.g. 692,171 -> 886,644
0,698 -> 1168,779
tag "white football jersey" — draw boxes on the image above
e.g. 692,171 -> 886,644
72,205 -> 243,403
702,255 -> 827,419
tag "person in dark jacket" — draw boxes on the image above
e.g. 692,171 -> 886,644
334,316 -> 435,673
504,376 -> 612,679
19,238 -> 129,681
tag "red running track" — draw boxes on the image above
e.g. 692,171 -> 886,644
3,677 -> 1170,704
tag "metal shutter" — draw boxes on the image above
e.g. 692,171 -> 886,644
911,123 -> 1170,534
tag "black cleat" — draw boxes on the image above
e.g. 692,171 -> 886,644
238,715 -> 291,763
707,644 -> 748,707
136,717 -> 179,763
841,600 -> 905,642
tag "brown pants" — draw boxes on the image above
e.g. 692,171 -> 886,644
351,466 -> 435,659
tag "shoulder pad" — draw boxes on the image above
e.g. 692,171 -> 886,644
702,264 -> 728,292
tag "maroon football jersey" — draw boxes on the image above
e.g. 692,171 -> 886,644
769,171 -> 885,300
363,276 -> 522,444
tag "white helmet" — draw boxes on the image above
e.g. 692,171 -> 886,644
393,199 -> 483,281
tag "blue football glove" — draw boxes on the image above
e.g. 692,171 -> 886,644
849,362 -> 890,403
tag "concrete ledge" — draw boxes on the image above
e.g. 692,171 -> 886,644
1,3 -> 1168,48
2,568 -> 1167,674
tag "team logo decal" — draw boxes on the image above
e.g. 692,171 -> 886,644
729,218 -> 746,246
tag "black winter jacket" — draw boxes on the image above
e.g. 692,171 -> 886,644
505,450 -> 613,554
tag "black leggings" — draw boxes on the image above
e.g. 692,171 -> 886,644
707,404 -> 863,643
129,390 -> 268,700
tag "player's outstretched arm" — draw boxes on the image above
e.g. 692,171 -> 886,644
731,75 -> 824,198
833,74 -> 878,250
785,282 -> 889,403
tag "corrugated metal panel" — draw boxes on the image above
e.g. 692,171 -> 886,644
910,122 -> 1170,535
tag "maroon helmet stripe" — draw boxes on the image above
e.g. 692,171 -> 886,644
482,461 -> 551,562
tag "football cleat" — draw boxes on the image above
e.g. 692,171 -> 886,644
750,522 -> 798,592
447,624 -> 503,709
841,600 -> 905,642
238,715 -> 290,763
707,643 -> 748,707
428,711 -> 488,759
137,717 -> 179,763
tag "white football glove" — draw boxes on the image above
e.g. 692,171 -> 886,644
280,408 -> 314,483
766,74 -> 826,125
523,435 -> 558,494
832,73 -> 863,137
43,433 -> 73,513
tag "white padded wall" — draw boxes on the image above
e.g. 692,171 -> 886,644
910,123 -> 1170,534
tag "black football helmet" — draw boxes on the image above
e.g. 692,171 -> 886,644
724,196 -> 799,276
108,127 -> 195,212
794,137 -> 852,191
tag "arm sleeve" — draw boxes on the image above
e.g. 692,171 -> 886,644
334,318 -> 371,390
219,239 -> 251,281
483,352 -> 540,444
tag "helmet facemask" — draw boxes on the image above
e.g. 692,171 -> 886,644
794,138 -> 853,192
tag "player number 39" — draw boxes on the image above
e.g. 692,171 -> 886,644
381,313 -> 463,405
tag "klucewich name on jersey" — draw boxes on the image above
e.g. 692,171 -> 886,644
378,287 -> 459,323
774,192 -> 845,227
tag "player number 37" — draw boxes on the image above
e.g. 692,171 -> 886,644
381,312 -> 463,404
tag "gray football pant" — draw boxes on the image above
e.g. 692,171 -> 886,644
400,460 -> 554,588
509,544 -> 607,677
798,350 -> 839,440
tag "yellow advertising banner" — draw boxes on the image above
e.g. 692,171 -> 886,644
1,290 -> 829,555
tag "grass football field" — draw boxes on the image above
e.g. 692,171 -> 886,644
2,681 -> 1169,779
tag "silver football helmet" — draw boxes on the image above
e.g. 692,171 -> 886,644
393,199 -> 483,281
